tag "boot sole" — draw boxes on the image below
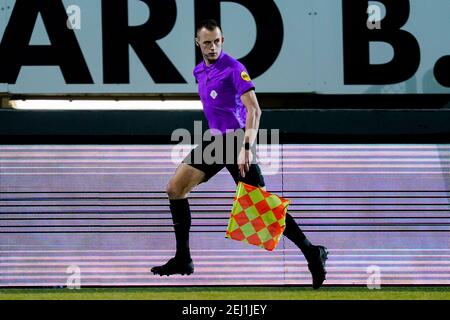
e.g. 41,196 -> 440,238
312,246 -> 329,290
151,268 -> 194,277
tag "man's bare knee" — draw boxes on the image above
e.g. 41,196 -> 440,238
165,164 -> 205,199
166,181 -> 187,199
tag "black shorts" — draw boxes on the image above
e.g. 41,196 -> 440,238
182,131 -> 265,187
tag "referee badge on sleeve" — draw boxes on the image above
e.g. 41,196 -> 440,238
240,71 -> 251,82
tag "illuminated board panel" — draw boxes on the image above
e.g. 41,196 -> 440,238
0,145 -> 449,286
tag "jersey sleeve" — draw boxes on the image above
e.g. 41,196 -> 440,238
193,68 -> 199,82
232,63 -> 255,97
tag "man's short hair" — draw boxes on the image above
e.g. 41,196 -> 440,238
196,19 -> 222,36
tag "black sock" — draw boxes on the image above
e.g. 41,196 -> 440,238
283,213 -> 316,261
169,198 -> 192,261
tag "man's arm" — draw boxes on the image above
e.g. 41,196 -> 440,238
238,90 -> 262,177
241,89 -> 262,144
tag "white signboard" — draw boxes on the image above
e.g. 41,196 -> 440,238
0,0 -> 449,94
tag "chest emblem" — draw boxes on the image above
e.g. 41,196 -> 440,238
210,90 -> 218,99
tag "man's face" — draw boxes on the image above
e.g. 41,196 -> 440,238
196,27 -> 224,65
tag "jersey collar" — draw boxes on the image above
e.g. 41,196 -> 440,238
203,51 -> 226,71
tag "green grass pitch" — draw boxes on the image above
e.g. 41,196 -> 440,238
0,287 -> 449,300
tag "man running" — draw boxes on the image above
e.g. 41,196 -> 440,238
151,19 -> 328,289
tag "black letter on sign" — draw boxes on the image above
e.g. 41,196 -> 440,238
102,0 -> 186,84
342,0 -> 420,84
195,0 -> 283,79
434,56 -> 450,88
0,0 -> 93,84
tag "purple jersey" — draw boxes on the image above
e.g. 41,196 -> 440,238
193,52 -> 255,134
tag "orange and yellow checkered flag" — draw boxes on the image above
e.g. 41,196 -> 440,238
225,182 -> 290,251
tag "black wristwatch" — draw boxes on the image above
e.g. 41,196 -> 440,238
244,142 -> 251,150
